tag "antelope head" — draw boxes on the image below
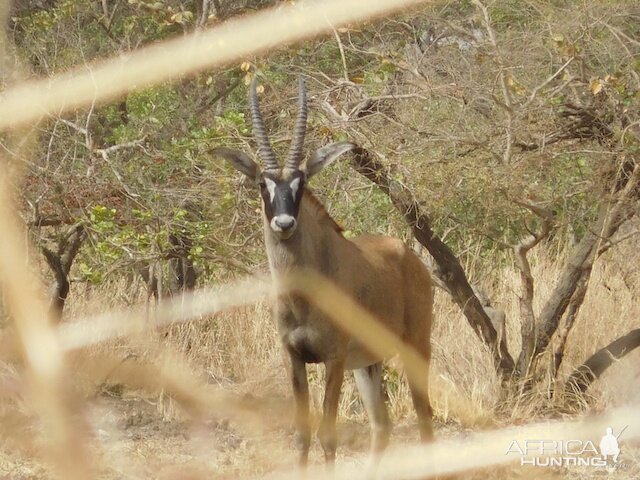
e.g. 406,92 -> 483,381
215,77 -> 355,240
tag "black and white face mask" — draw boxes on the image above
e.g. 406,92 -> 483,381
259,171 -> 306,239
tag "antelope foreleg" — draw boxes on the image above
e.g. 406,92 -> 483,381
288,352 -> 311,466
318,359 -> 345,466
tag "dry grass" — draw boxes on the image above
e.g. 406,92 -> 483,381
3,243 -> 638,479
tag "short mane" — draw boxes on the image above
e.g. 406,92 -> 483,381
303,190 -> 343,233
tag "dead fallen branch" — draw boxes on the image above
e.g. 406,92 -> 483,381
566,328 -> 640,395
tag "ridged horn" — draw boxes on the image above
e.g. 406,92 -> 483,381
249,76 -> 278,173
283,77 -> 308,173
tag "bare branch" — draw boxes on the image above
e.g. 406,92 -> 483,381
197,0 -> 211,28
320,99 -> 348,123
597,228 -> 640,257
100,0 -> 109,18
196,74 -> 242,115
599,20 -> 640,47
107,0 -> 122,30
524,57 -> 575,108
473,0 -> 514,164
599,21 -> 640,88
332,27 -> 349,82
58,118 -> 92,150
565,328 -> 640,395
95,137 -> 146,156
94,137 -> 146,198
28,215 -> 74,228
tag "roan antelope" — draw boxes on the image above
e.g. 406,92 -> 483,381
214,77 -> 434,468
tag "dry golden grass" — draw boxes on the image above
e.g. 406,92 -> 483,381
3,244 -> 638,479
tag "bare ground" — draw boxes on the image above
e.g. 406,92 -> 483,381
2,380 -> 639,480
1,247 -> 639,479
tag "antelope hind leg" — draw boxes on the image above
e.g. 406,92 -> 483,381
407,352 -> 434,442
354,362 -> 391,474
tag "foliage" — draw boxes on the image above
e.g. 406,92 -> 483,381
10,0 -> 639,289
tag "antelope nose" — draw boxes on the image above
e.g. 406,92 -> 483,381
275,216 -> 295,231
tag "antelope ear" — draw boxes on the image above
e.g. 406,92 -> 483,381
213,147 -> 261,181
303,141 -> 356,178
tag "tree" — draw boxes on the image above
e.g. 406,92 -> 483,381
309,0 -> 640,394
6,0 -> 638,402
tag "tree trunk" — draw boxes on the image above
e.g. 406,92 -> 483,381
350,147 -> 515,378
168,233 -> 197,293
552,270 -> 590,377
534,228 -> 599,358
41,223 -> 86,322
534,162 -> 639,359
139,264 -> 159,302
512,201 -> 554,377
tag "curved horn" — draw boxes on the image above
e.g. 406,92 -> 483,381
249,76 -> 278,173
283,77 -> 308,173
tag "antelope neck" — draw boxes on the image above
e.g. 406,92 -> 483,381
264,192 -> 343,275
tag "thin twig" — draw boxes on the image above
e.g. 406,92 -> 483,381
598,229 -> 640,257
332,27 -> 349,82
524,57 -> 574,108
599,20 -> 640,47
94,137 -> 146,198
96,137 -> 146,156
58,118 -> 88,137
473,0 -> 514,164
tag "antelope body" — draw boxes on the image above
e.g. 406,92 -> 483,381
215,78 -> 433,469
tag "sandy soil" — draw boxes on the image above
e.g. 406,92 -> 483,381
2,386 -> 638,480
